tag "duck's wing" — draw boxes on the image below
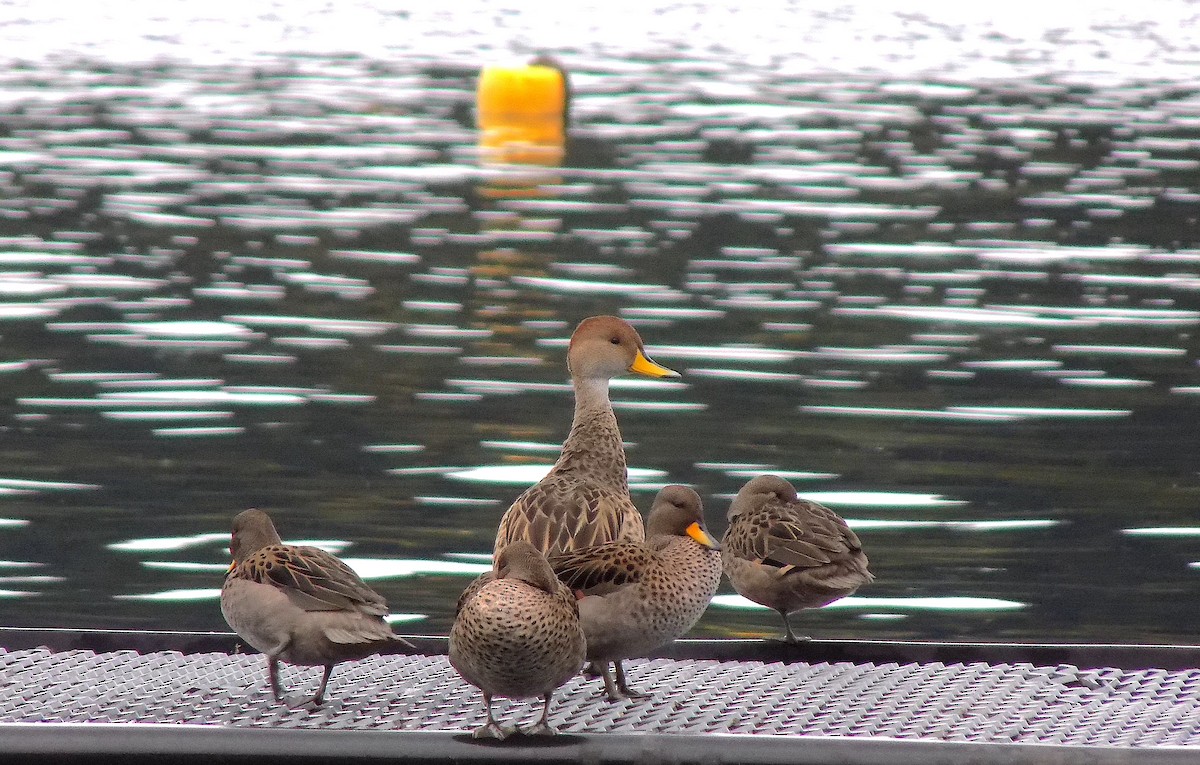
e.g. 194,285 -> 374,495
238,544 -> 389,616
547,541 -> 655,595
496,478 -> 642,555
729,500 -> 862,572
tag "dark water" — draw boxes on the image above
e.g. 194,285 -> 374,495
0,1 -> 1199,643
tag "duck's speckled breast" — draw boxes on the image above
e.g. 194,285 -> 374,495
580,541 -> 722,660
449,579 -> 586,699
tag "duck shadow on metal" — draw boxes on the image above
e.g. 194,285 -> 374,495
453,732 -> 585,748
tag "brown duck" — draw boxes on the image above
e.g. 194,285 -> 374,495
548,485 -> 722,701
220,509 -> 413,706
494,315 -> 679,556
449,541 -> 586,739
721,474 -> 874,643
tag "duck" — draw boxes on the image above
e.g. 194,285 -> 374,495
449,541 -> 586,739
721,474 -> 874,643
494,315 -> 679,556
547,485 -> 722,701
220,508 -> 413,707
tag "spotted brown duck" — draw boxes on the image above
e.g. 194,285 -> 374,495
721,474 -> 874,643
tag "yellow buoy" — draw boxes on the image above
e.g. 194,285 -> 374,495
476,57 -> 568,165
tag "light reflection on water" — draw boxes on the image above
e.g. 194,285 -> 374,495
798,492 -> 966,508
711,594 -> 1027,613
848,520 -> 1061,532
0,1 -> 1197,643
115,589 -> 222,602
444,465 -> 669,486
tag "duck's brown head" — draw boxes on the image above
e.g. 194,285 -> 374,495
647,484 -> 720,550
565,315 -> 678,382
494,540 -> 561,593
727,474 -> 799,521
229,508 -> 284,563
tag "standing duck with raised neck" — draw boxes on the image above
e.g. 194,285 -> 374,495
494,316 -> 679,556
220,509 -> 413,707
547,485 -> 722,701
722,475 -> 874,643
449,541 -> 586,739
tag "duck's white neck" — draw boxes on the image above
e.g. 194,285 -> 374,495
557,375 -> 627,487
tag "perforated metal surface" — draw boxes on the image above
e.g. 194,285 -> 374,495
2,645 -> 1200,750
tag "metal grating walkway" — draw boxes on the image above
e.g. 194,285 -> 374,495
1,632 -> 1199,764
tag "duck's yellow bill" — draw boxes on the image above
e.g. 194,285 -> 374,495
686,522 -> 721,550
629,349 -> 680,379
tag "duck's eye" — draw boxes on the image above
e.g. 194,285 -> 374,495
609,336 -> 621,345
